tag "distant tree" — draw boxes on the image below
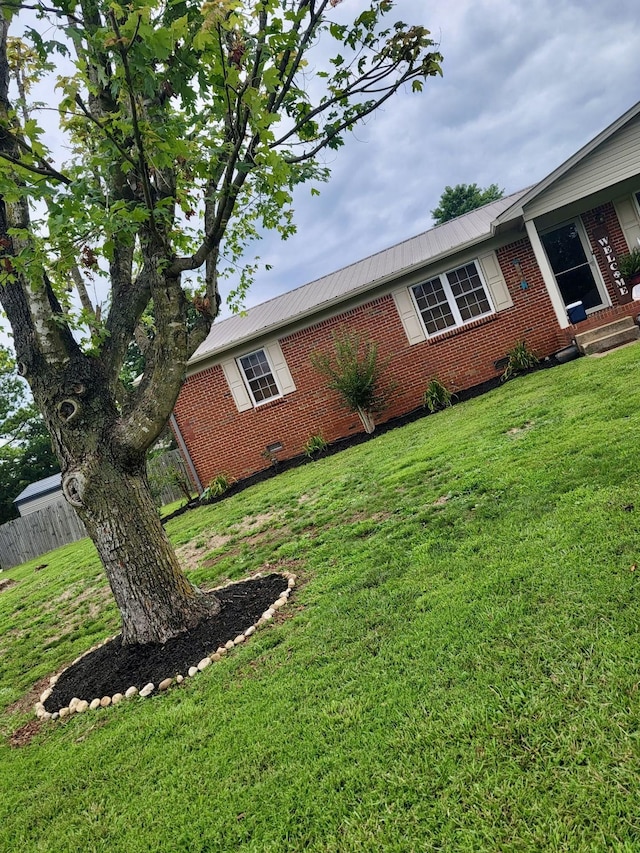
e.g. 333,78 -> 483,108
431,183 -> 503,225
0,345 -> 58,524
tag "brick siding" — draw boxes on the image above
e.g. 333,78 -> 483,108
173,205 -> 640,487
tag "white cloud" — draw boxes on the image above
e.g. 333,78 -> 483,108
6,1 -> 640,325
228,0 -> 640,313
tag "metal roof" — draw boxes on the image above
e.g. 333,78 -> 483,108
189,188 -> 529,366
13,472 -> 62,506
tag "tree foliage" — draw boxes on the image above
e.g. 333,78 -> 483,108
0,0 -> 443,464
0,0 -> 442,644
0,345 -> 58,524
431,182 -> 503,225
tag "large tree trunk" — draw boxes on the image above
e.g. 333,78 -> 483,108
0,24 -> 221,648
65,450 -> 220,645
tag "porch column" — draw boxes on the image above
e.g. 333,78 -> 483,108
524,219 -> 570,329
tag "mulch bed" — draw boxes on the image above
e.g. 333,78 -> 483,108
44,574 -> 288,714
9,719 -> 43,748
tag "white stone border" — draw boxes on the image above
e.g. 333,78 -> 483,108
35,572 -> 296,722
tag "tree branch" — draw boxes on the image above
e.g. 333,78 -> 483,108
0,146 -> 72,183
268,0 -> 330,116
1,2 -> 83,24
73,94 -> 138,171
69,263 -> 95,316
114,247 -> 190,456
0,16 -> 74,372
108,11 -> 157,227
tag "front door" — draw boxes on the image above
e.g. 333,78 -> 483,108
541,221 -> 608,311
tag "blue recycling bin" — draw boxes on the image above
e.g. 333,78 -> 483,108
566,301 -> 587,323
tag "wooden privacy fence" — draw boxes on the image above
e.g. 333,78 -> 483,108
0,450 -> 195,570
147,448 -> 194,508
0,498 -> 86,570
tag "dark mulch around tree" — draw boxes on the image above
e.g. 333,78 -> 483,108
44,574 -> 288,714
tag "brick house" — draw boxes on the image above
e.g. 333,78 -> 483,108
172,101 -> 640,489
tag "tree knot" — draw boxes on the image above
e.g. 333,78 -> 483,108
62,471 -> 87,508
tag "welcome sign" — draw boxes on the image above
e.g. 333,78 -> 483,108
592,224 -> 632,304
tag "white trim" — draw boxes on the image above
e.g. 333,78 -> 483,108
525,221 -> 570,329
539,217 -> 610,314
237,347 -> 283,407
169,414 -> 203,494
494,100 -> 640,226
410,260 -> 495,339
612,193 -> 640,257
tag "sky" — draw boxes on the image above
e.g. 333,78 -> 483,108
4,0 -> 640,331
226,0 -> 640,315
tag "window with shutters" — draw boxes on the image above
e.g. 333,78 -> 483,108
237,349 -> 281,405
410,261 -> 493,336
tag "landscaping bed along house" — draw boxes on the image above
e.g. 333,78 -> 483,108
27,353 -> 570,722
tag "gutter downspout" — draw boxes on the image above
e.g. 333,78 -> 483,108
169,413 -> 203,495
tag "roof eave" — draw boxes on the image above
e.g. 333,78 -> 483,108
493,100 -> 640,226
188,227 -> 504,371
14,486 -> 62,506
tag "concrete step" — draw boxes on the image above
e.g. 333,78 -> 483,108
574,316 -> 636,348
578,325 -> 640,355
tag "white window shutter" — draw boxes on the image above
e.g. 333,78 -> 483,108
478,251 -> 513,312
613,196 -> 640,251
392,288 -> 427,345
264,341 -> 296,395
221,358 -> 253,412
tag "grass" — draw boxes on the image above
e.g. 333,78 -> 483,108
2,345 -> 640,851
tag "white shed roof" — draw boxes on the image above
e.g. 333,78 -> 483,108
14,472 -> 62,506
190,189 -> 529,366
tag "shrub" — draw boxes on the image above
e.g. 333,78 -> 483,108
200,473 -> 234,503
147,457 -> 193,506
303,433 -> 328,458
311,330 -> 393,433
618,248 -> 640,279
501,341 -> 539,382
423,379 -> 456,413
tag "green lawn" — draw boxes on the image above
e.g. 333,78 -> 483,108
1,345 -> 640,852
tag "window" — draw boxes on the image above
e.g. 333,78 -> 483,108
411,261 -> 492,336
237,349 -> 281,404
223,341 -> 295,413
